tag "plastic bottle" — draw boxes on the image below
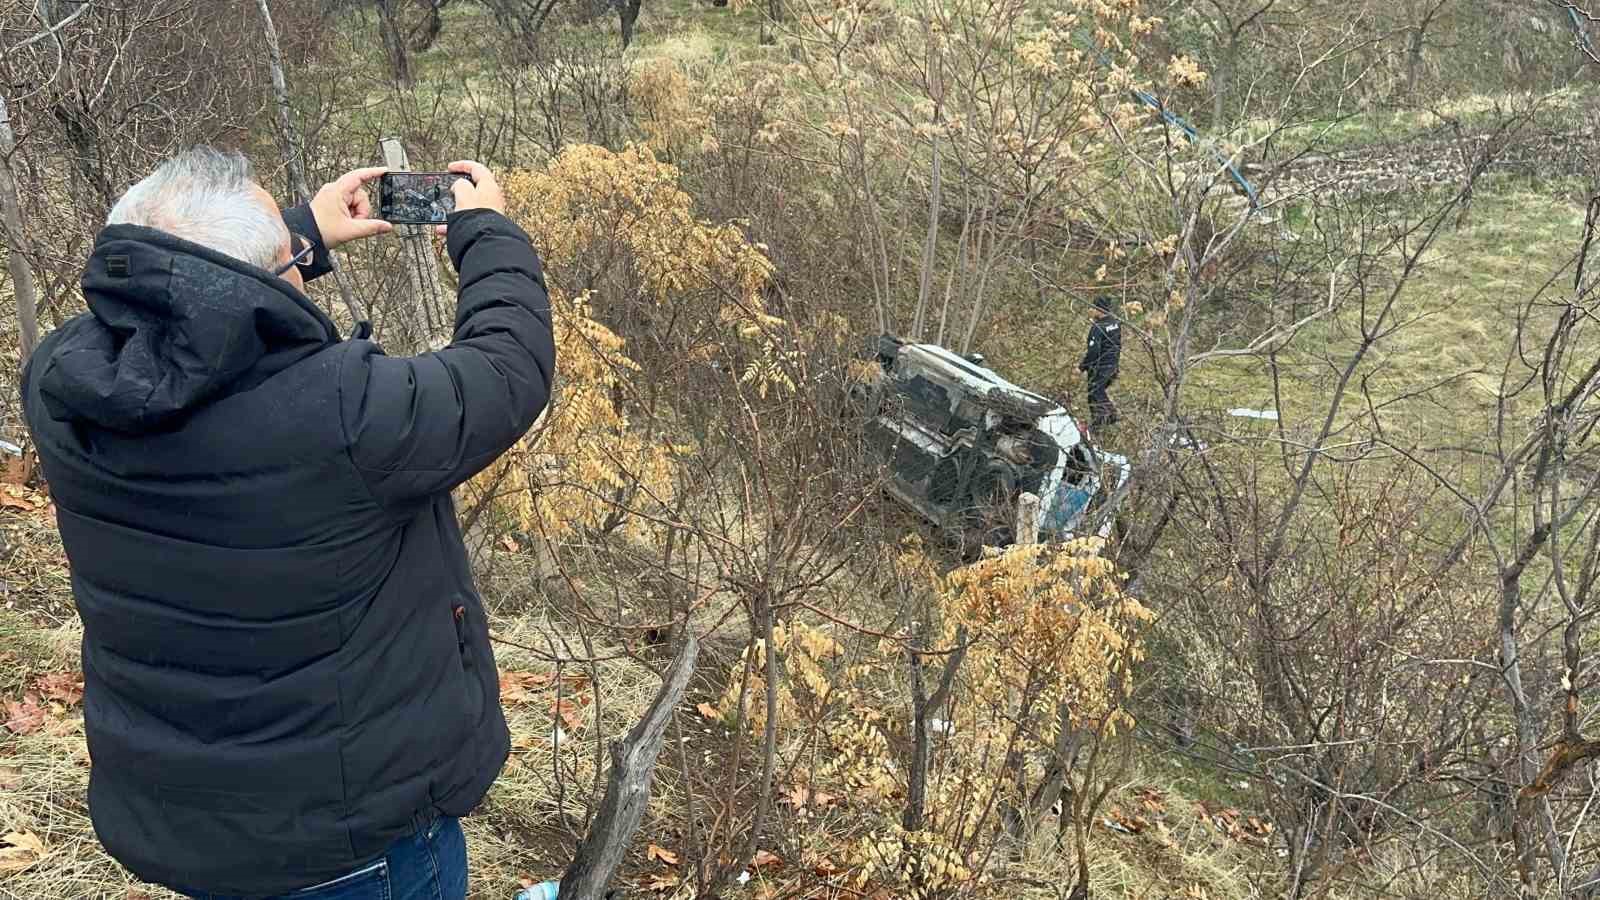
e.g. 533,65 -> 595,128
513,882 -> 559,900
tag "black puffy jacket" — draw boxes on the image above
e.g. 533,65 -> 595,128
1079,314 -> 1122,377
21,206 -> 555,897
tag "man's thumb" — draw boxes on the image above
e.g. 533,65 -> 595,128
358,219 -> 394,237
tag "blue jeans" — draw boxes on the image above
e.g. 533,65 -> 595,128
176,817 -> 468,900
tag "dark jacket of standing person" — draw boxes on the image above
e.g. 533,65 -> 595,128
1079,295 -> 1122,379
21,150 -> 554,897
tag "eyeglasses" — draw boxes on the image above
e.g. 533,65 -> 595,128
273,233 -> 315,276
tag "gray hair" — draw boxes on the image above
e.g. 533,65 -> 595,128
107,147 -> 288,271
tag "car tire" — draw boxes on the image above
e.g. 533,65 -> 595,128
964,460 -> 1019,547
978,387 -> 1050,423
928,455 -> 964,507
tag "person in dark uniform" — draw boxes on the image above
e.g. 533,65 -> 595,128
1078,295 -> 1122,428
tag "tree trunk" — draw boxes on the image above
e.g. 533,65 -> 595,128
618,0 -> 642,48
560,634 -> 698,900
256,0 -> 365,324
0,97 -> 40,368
902,631 -> 965,833
375,0 -> 413,88
912,132 -> 941,340
410,0 -> 450,53
259,0 -> 313,204
1212,38 -> 1236,126
1405,27 -> 1424,95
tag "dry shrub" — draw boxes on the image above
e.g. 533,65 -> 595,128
698,539 -> 1154,899
460,143 -> 783,542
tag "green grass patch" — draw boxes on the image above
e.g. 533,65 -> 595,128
989,178 -> 1590,459
1233,88 -> 1586,155
637,0 -> 774,66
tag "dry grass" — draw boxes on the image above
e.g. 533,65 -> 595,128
0,612 -> 158,900
3,501 -> 1293,900
0,544 -> 666,900
994,177 -> 1592,474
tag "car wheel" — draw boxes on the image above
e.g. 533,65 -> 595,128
928,456 -> 964,507
964,460 -> 1019,547
979,387 -> 1050,423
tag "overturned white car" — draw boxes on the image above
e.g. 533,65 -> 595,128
849,335 -> 1129,548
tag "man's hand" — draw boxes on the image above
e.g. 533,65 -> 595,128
433,161 -> 506,236
311,166 -> 393,249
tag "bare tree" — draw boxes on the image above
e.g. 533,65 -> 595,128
0,96 -> 39,369
409,0 -> 453,52
480,0 -> 561,60
1194,0 -> 1287,124
0,0 -> 267,338
618,0 -> 641,49
1403,0 -> 1452,95
374,0 -> 414,86
255,0 -> 364,323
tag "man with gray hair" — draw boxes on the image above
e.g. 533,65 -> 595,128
22,147 -> 555,900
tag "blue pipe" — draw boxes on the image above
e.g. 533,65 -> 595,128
1081,38 -> 1259,211
1571,6 -> 1595,56
1128,87 -> 1258,209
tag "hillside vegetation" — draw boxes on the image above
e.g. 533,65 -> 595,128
3,1 -> 1600,899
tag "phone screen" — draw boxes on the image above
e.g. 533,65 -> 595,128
378,172 -> 470,225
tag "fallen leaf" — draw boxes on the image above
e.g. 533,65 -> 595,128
500,675 -> 530,705
1107,807 -> 1149,834
695,701 -> 720,719
518,874 -> 535,889
0,830 -> 47,873
34,672 -> 84,707
751,849 -> 782,869
1137,785 -> 1166,812
644,872 -> 680,892
499,536 -> 521,553
3,696 -> 47,735
0,766 -> 20,790
551,697 -> 585,732
0,493 -> 35,512
0,452 -> 30,487
125,889 -> 153,900
498,670 -> 555,705
646,843 -> 680,866
810,856 -> 841,877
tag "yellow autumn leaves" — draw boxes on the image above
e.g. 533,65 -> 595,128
700,538 -> 1153,898
945,539 -> 1154,735
463,142 -> 785,539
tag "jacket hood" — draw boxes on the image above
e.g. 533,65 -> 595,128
36,224 -> 340,434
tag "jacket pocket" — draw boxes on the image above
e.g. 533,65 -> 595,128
451,597 -> 468,654
448,592 -> 486,729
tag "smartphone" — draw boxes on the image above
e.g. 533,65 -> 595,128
378,172 -> 471,225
